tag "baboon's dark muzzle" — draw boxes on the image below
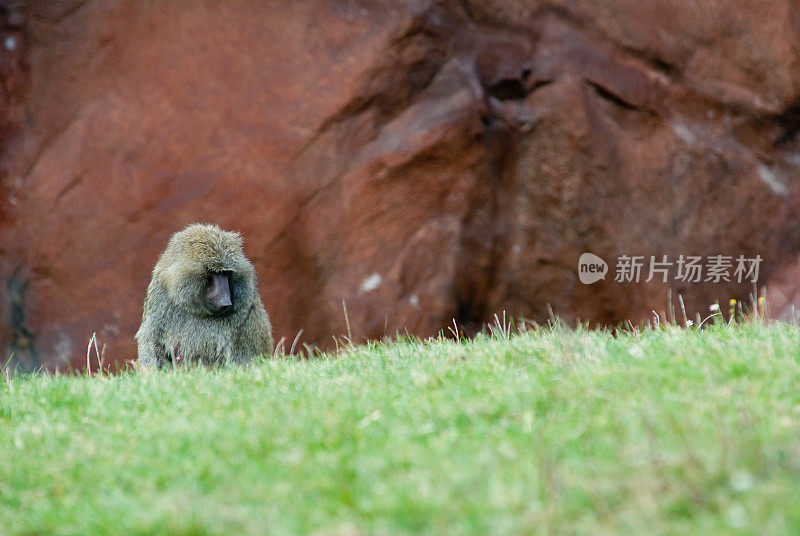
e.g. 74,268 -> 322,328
206,271 -> 233,315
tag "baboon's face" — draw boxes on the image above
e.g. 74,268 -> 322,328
159,224 -> 257,318
204,270 -> 233,316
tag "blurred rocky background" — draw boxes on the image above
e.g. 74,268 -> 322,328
2,0 -> 800,371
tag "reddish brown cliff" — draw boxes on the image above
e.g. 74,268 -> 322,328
2,0 -> 800,370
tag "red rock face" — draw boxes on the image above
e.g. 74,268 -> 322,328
2,0 -> 800,370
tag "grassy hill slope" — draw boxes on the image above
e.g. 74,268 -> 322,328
2,323 -> 799,535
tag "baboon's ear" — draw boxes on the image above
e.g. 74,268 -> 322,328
160,263 -> 185,297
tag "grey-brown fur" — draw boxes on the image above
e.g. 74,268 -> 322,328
135,223 -> 273,368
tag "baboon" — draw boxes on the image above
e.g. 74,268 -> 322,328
135,223 -> 273,368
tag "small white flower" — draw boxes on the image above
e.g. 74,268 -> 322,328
730,470 -> 754,492
685,320 -> 694,327
709,303 -> 720,312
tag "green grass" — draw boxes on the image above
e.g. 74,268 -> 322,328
2,322 -> 800,535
